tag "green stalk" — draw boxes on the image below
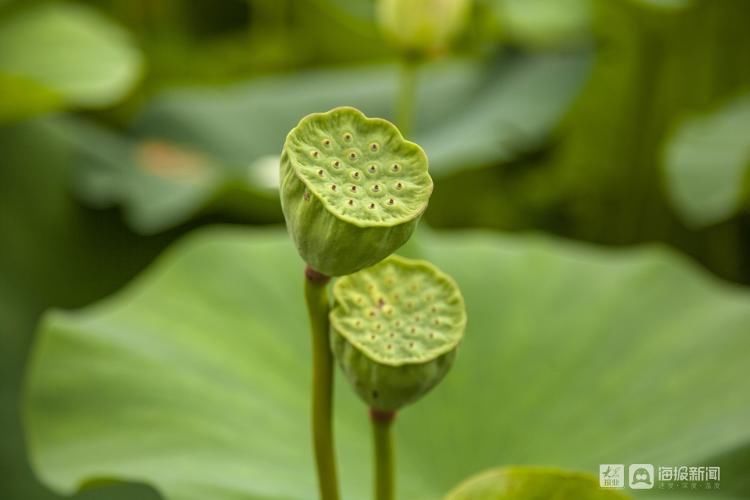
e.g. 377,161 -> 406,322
370,409 -> 396,500
396,59 -> 419,138
304,266 -> 340,500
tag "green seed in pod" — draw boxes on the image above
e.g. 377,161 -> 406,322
330,255 -> 466,411
280,107 -> 433,276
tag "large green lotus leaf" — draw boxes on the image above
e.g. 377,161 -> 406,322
416,54 -> 589,174
72,61 -> 475,234
663,93 -> 750,227
60,117 -> 280,235
490,0 -> 592,48
0,3 -> 142,122
0,116 -> 175,500
72,54 -> 587,233
133,53 -> 588,178
25,227 -> 750,499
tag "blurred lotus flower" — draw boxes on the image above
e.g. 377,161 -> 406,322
376,0 -> 472,57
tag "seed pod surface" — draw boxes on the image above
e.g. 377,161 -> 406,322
330,255 -> 466,411
280,107 -> 432,276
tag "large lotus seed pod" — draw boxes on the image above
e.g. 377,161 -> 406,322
376,0 -> 472,57
330,255 -> 466,411
280,107 -> 432,276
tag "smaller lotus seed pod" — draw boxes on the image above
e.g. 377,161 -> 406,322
376,0 -> 472,57
280,107 -> 432,276
330,255 -> 466,411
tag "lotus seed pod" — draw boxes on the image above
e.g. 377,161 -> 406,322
376,0 -> 472,56
330,255 -> 466,411
280,107 -> 432,276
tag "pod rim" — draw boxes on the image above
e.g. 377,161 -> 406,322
283,106 -> 433,228
330,254 -> 467,367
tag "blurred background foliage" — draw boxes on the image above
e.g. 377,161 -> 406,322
1,0 -> 750,499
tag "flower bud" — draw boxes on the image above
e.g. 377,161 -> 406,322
330,255 -> 466,411
280,107 -> 432,276
376,0 -> 472,56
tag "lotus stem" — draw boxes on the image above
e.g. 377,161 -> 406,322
304,265 -> 340,500
371,409 -> 396,500
396,59 -> 419,138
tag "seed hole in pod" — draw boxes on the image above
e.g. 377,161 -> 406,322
378,297 -> 385,307
323,139 -> 331,147
317,169 -> 324,176
434,319 -> 439,325
431,306 -> 437,312
410,327 -> 416,333
367,284 -> 374,291
355,320 -> 361,327
372,184 -> 380,192
332,160 -> 340,168
356,296 -> 363,304
331,184 -> 337,191
344,133 -> 352,142
406,301 -> 413,309
396,182 -> 403,190
386,344 -> 392,350
370,143 -> 379,152
409,342 -> 414,348
352,171 -> 360,180
392,163 -> 400,172
348,199 -> 354,206
375,323 -> 382,331
368,164 -> 377,174
369,310 -> 376,317
350,185 -> 357,193
369,203 -> 375,209
387,198 -> 395,205
372,390 -> 379,399
429,332 -> 435,339
311,150 -> 319,158
410,284 -> 417,292
370,334 -> 376,340
303,190 -> 311,201
395,320 -> 401,327
415,315 -> 420,321
389,332 -> 394,338
349,152 -> 358,161
393,293 -> 400,300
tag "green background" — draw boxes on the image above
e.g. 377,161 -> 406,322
2,0 -> 749,499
